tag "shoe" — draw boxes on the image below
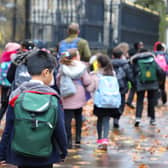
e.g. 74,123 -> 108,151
126,102 -> 135,109
98,144 -> 107,151
134,121 -> 140,127
150,119 -> 156,126
75,134 -> 81,144
113,123 -> 119,128
101,138 -> 109,145
97,139 -> 103,144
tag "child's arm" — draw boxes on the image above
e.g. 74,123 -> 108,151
0,105 -> 14,162
53,103 -> 68,160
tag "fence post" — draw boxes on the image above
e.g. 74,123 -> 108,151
25,0 -> 31,39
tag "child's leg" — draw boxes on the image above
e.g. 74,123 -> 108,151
74,108 -> 82,144
0,86 -> 10,121
148,90 -> 157,124
102,116 -> 110,139
97,117 -> 103,140
113,94 -> 125,128
64,109 -> 74,148
135,91 -> 145,126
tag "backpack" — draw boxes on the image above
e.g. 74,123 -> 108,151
59,75 -> 76,98
0,61 -> 11,87
154,53 -> 168,72
137,57 -> 157,83
59,38 -> 80,55
94,75 -> 121,108
13,64 -> 31,89
11,91 -> 58,157
113,65 -> 126,91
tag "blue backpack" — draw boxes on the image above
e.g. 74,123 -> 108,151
59,38 -> 80,55
0,61 -> 11,87
94,75 -> 121,108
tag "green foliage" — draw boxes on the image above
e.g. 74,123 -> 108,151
135,0 -> 166,42
135,0 -> 165,10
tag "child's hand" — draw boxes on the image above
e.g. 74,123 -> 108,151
0,160 -> 7,167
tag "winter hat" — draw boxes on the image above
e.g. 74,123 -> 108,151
5,42 -> 21,52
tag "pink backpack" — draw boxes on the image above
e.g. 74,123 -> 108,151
154,54 -> 168,72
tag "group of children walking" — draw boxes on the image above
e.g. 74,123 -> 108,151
0,36 -> 167,167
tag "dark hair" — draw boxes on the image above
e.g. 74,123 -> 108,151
156,43 -> 164,51
134,41 -> 143,50
21,40 -> 35,50
112,48 -> 123,58
27,50 -> 56,75
97,54 -> 114,76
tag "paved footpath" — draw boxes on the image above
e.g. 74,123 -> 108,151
1,91 -> 168,168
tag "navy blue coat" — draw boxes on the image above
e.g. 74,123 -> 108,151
0,101 -> 67,166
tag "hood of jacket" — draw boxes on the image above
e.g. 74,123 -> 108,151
60,60 -> 86,79
130,52 -> 154,63
0,50 -> 17,63
111,58 -> 128,68
9,81 -> 58,101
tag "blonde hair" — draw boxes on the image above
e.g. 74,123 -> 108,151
116,42 -> 129,56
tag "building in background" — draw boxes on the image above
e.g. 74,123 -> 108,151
0,0 -> 160,51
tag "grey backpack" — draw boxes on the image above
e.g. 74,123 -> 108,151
60,75 -> 76,98
14,64 -> 31,89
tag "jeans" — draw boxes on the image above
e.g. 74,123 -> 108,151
158,74 -> 167,104
136,90 -> 157,120
64,108 -> 82,144
127,87 -> 136,105
97,116 -> 110,140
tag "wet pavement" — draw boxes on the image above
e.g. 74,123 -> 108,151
1,93 -> 168,168
51,99 -> 168,168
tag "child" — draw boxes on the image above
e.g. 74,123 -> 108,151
92,54 -> 121,151
111,48 -> 134,128
0,50 -> 67,168
0,42 -> 21,121
57,48 -> 93,149
131,50 -> 165,127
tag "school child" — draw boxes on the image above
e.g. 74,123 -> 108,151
131,50 -> 165,127
0,50 -> 67,168
92,54 -> 121,151
153,43 -> 167,105
0,42 -> 21,121
111,48 -> 134,128
57,48 -> 93,149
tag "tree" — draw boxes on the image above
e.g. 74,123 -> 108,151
135,0 -> 166,42
135,0 -> 165,10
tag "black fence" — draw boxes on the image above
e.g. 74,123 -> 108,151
29,0 -> 160,50
29,0 -> 105,49
119,3 -> 160,49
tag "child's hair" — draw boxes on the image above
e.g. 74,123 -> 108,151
97,54 -> 114,76
156,43 -> 164,51
60,48 -> 79,65
27,50 -> 56,75
21,40 -> 35,50
112,48 -> 123,58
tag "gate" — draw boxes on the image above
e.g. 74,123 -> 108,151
30,0 -> 105,49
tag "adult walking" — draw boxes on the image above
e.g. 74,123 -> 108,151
59,22 -> 91,62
